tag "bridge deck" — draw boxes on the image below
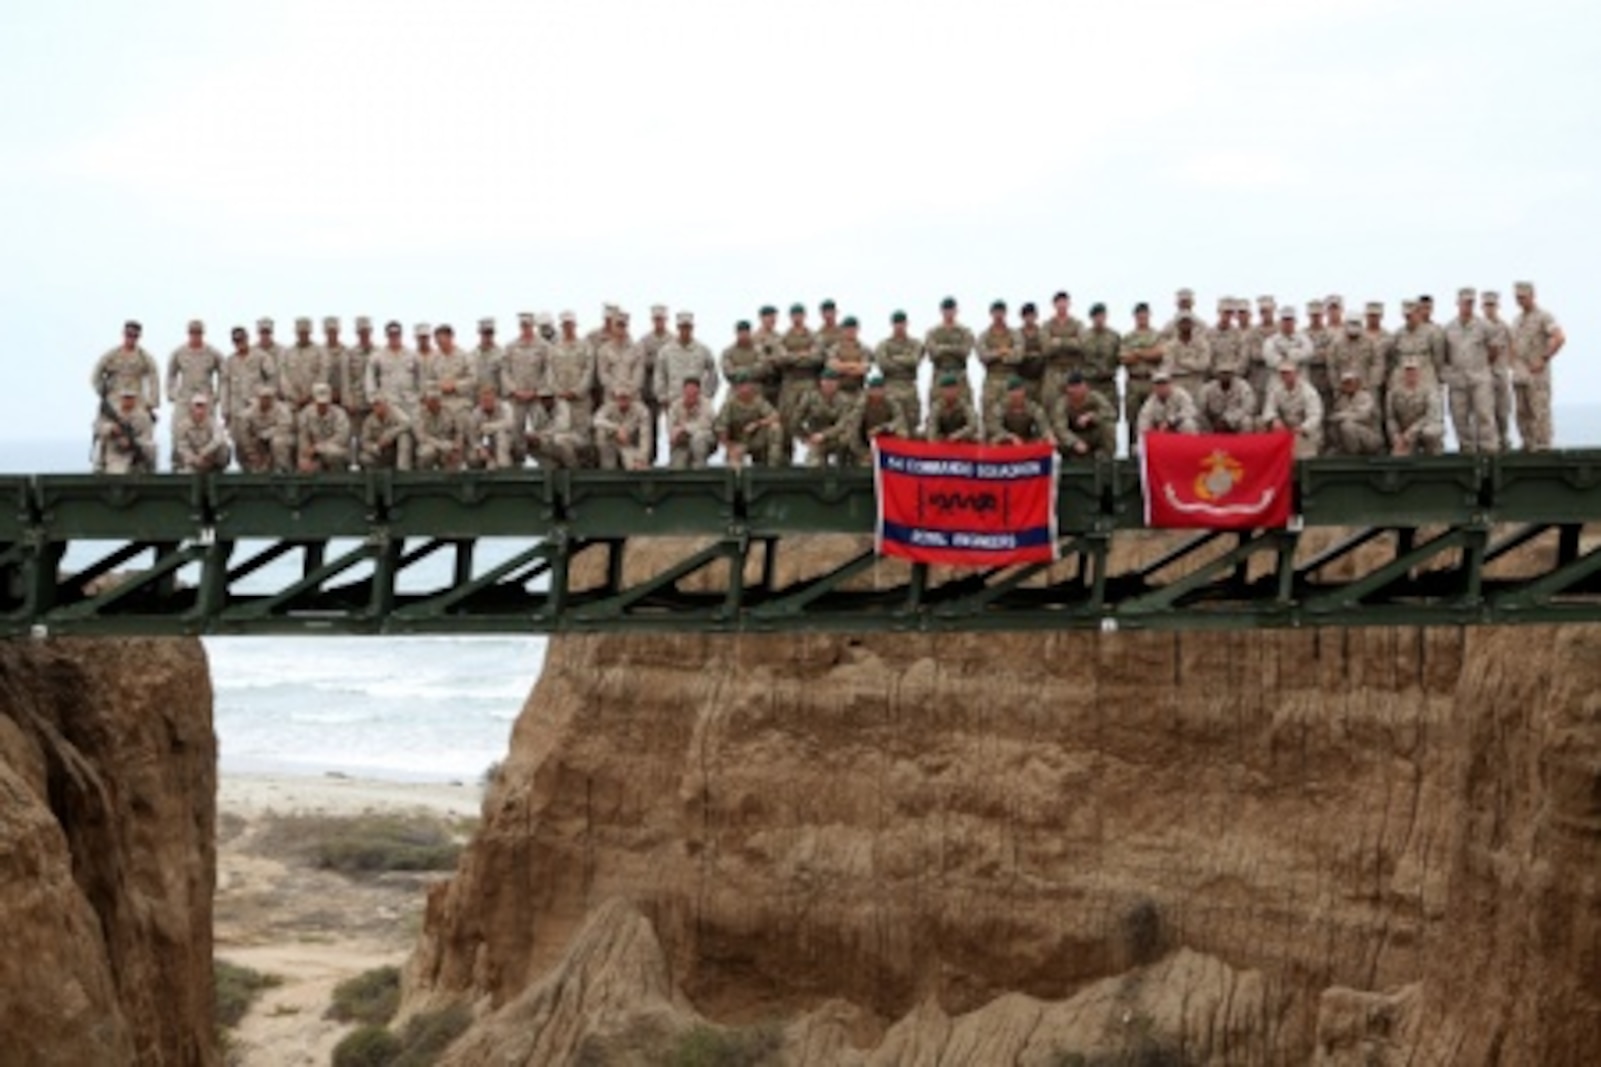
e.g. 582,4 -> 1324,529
5,453 -> 1601,635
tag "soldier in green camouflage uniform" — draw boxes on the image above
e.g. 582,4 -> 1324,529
1079,303 -> 1121,414
1050,372 -> 1117,459
716,372 -> 784,467
772,305 -> 820,464
1041,290 -> 1086,401
976,300 -> 1019,413
987,377 -> 1056,446
815,299 -> 843,358
825,316 -> 873,395
843,374 -> 910,464
1120,303 -> 1165,451
752,305 -> 785,407
720,320 -> 771,398
793,369 -> 856,467
924,297 -> 975,405
873,310 -> 925,427
923,373 -> 980,443
1014,302 -> 1048,404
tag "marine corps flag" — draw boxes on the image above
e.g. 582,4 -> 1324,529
874,438 -> 1059,567
1141,431 -> 1294,529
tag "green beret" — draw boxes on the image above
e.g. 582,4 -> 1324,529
820,298 -> 837,311
841,315 -> 858,329
1006,375 -> 1025,390
758,305 -> 777,316
731,370 -> 751,385
890,310 -> 907,323
1133,302 -> 1150,314
938,373 -> 960,387
1089,302 -> 1107,316
990,299 -> 1007,313
867,372 -> 885,387
1020,302 -> 1038,317
735,320 -> 751,331
788,303 -> 806,315
820,367 -> 840,380
939,297 -> 957,311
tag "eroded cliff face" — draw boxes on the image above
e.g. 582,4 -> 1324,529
0,638 -> 217,1067
406,551 -> 1601,1064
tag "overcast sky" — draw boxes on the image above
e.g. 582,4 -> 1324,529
3,0 -> 1597,445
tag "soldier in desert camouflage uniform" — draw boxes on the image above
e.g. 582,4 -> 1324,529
279,317 -> 330,410
366,321 -> 421,413
359,395 -> 414,471
236,386 -> 295,473
1263,363 -> 1324,458
166,320 -> 222,411
1387,359 -> 1445,456
413,388 -> 467,471
295,384 -> 352,473
171,394 -> 231,473
593,386 -> 654,470
93,320 -> 162,415
1442,287 -> 1499,453
426,325 -> 477,416
1325,370 -> 1384,456
1162,312 -> 1211,400
501,313 -> 551,462
1136,371 -> 1200,438
1511,281 -> 1565,451
1480,292 -> 1514,451
1195,361 -> 1257,435
666,377 -> 717,470
548,313 -> 597,452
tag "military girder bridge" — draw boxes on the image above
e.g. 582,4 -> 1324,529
4,454 -> 1601,636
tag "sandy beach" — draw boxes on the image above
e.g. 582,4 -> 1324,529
215,772 -> 483,1067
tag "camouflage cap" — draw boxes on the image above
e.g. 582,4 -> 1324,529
119,387 -> 139,398
190,392 -> 210,405
1214,357 -> 1239,375
1279,306 -> 1297,320
355,316 -> 373,330
536,385 -> 555,398
613,384 -> 634,398
322,315 -> 340,330
1339,368 -> 1361,382
1325,294 -> 1344,307
257,317 -> 275,330
422,386 -> 442,400
1307,300 -> 1325,314
535,312 -> 554,327
1402,299 -> 1418,313
675,311 -> 694,326
1216,297 -> 1232,312
1482,291 -> 1501,305
1177,311 -> 1197,325
124,319 -> 143,332
1457,287 -> 1477,301
1344,319 -> 1362,333
312,383 -> 333,401
435,323 -> 454,335
615,309 -> 630,321
603,302 -> 619,316
294,316 -> 313,330
478,317 -> 496,331
1400,357 -> 1420,370
1151,369 -> 1171,383
1514,281 -> 1535,296
1364,301 -> 1384,315
1176,287 -> 1195,301
517,312 -> 536,326
187,318 -> 204,331
256,385 -> 276,398
559,311 -> 577,325
651,304 -> 670,317
414,322 -> 432,335
1256,296 -> 1276,309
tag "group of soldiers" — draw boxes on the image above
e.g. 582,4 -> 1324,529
88,284 -> 1565,475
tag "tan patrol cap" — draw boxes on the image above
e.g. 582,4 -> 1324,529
256,385 -> 276,398
1457,287 -> 1477,301
311,383 -> 332,401
535,312 -> 554,328
1216,296 -> 1232,312
187,318 -> 204,331
1343,318 -> 1361,333
1325,294 -> 1344,307
603,302 -> 619,316
1152,369 -> 1171,382
478,317 -> 496,331
422,386 -> 442,400
294,316 -> 313,330
256,317 -> 275,330
1514,281 -> 1535,295
190,392 -> 210,405
1400,357 -> 1420,370
1402,299 -> 1418,313
676,311 -> 694,326
1307,299 -> 1325,314
613,384 -> 634,398
1176,287 -> 1195,301
1278,306 -> 1297,320
322,315 -> 340,330
651,304 -> 669,318
355,315 -> 373,330
559,311 -> 577,325
1482,291 -> 1501,305
414,322 -> 432,336
517,312 -> 536,326
1364,301 -> 1384,315
1340,368 -> 1361,381
1257,295 -> 1276,309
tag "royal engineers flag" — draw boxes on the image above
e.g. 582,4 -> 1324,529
873,438 -> 1059,566
1141,431 -> 1294,529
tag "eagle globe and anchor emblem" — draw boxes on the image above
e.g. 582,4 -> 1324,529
1162,447 -> 1279,518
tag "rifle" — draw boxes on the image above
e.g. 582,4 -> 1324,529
95,369 -> 151,473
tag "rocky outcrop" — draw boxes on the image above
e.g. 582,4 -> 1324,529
406,542 -> 1601,1064
0,638 -> 217,1067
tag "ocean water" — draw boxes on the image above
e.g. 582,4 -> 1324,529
8,400 -> 1601,783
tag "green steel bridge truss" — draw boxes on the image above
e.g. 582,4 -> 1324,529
4,454 -> 1601,636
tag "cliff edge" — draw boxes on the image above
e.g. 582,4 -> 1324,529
0,638 -> 217,1067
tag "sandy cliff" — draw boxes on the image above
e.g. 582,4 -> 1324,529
407,592 -> 1601,1065
0,638 -> 217,1067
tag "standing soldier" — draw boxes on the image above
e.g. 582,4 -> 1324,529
1050,372 -> 1117,459
1263,362 -> 1324,458
1325,371 -> 1384,456
586,303 -> 618,350
596,316 -> 649,411
1387,360 -> 1446,456
924,297 -> 976,404
843,374 -> 909,465
751,305 -> 786,408
593,387 -> 654,470
988,377 -> 1056,445
549,313 -> 597,458
171,393 -> 231,473
252,317 -> 286,373
1305,299 -> 1335,408
1120,303 -> 1165,451
1208,299 -> 1243,387
720,320 -> 770,397
279,317 -> 330,410
666,377 -> 717,470
1480,292 -> 1514,451
366,321 -> 421,412
166,319 -> 222,410
772,303 -> 821,462
96,389 -> 157,474
501,312 -> 551,461
427,325 -> 476,415
1442,287 -> 1499,453
653,312 -> 718,418
295,384 -> 352,473
1328,318 -> 1381,396
1325,295 -> 1347,331
1041,290 -> 1085,400
1160,288 -> 1203,340
359,395 -> 415,471
220,326 -> 277,444
413,389 -> 467,472
341,317 -> 378,448
1079,302 -> 1122,414
321,317 -> 347,402
638,305 -> 673,429
976,300 -> 1018,412
1136,371 -> 1201,438
92,320 -> 161,415
793,368 -> 856,467
1014,302 -> 1047,403
1162,312 -> 1211,400
923,373 -> 980,443
815,299 -> 844,355
1392,302 -> 1445,392
826,316 -> 873,395
1242,296 -> 1277,400
715,372 -> 784,468
473,318 -> 504,400
1364,301 -> 1397,393
414,322 -> 436,360
873,310 -> 925,428
1196,360 -> 1258,434
236,386 -> 295,473
464,385 -> 520,471
1511,280 -> 1565,451
1263,306 -> 1313,379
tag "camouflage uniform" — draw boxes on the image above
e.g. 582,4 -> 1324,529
93,346 -> 162,411
501,336 -> 552,456
473,339 -> 505,399
1442,315 -> 1499,453
547,337 -> 597,440
1050,390 -> 1117,458
1196,378 -> 1258,434
1079,326 -> 1122,411
1121,328 -> 1165,447
359,404 -> 414,470
167,342 -> 223,408
636,327 -> 673,423
923,394 -> 980,443
720,342 -> 770,396
715,394 -> 783,467
465,399 -> 522,470
873,333 -> 925,427
1482,313 -> 1514,451
279,340 -> 331,409
96,404 -> 157,474
1305,322 -> 1335,408
1162,334 -> 1212,399
1513,303 -> 1562,451
976,324 -> 1020,411
365,346 -> 420,411
653,340 -> 718,414
1263,378 -> 1324,458
1328,331 -> 1383,393
340,342 -> 376,444
237,397 -> 295,472
773,326 -> 822,458
1386,380 -> 1445,455
923,323 -> 976,404
666,395 -> 717,469
413,403 -> 467,471
843,392 -> 910,464
171,408 -> 231,472
1136,388 -> 1200,437
220,350 -> 278,431
986,398 -> 1056,445
1391,325 -> 1445,391
295,404 -> 352,471
793,386 -> 857,466
825,336 -> 873,396
1041,314 -> 1086,399
592,400 -> 654,470
425,347 -> 478,415
1325,386 -> 1384,456
1015,323 -> 1048,403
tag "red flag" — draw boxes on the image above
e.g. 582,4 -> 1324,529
874,437 -> 1059,567
1141,431 -> 1294,529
